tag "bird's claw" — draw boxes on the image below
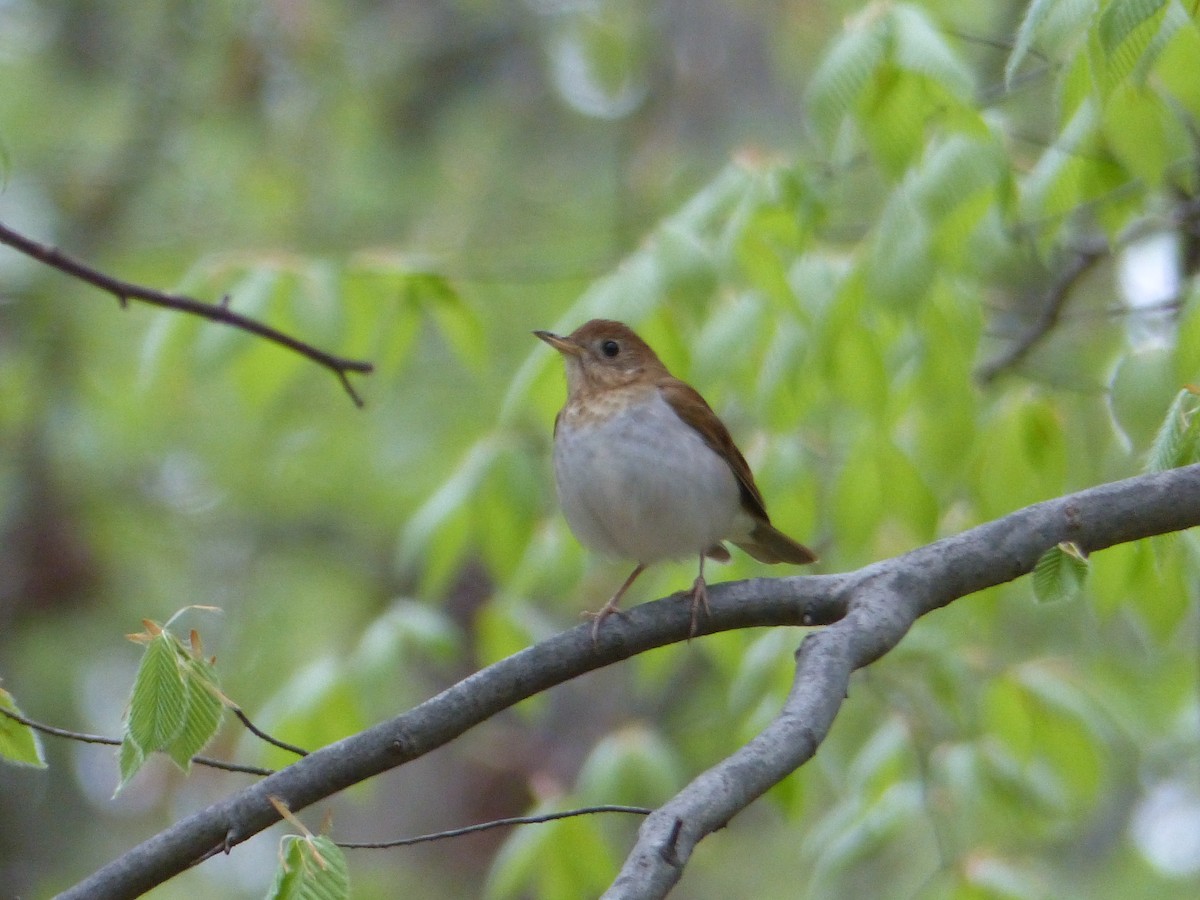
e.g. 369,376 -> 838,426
583,601 -> 628,644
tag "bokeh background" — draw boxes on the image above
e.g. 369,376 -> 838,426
2,0 -> 1200,897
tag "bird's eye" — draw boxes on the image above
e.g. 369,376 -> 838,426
601,339 -> 620,358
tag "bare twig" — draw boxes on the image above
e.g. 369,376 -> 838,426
232,707 -> 308,758
0,221 -> 374,405
338,805 -> 652,849
975,240 -> 1108,384
977,195 -> 1200,384
0,705 -> 273,777
58,464 -> 1200,900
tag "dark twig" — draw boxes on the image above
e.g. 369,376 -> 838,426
0,705 -> 273,777
232,707 -> 308,758
338,805 -> 651,849
977,192 -> 1200,385
0,221 -> 373,405
975,240 -> 1108,384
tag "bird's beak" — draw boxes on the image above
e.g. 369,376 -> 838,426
534,330 -> 583,356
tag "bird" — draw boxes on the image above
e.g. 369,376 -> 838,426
535,318 -> 817,639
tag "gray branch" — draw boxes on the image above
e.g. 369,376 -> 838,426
63,464 -> 1200,900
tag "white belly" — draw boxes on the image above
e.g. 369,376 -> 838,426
553,391 -> 741,563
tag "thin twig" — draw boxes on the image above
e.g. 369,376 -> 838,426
975,241 -> 1108,384
338,805 -> 652,849
232,707 -> 308,757
0,221 -> 373,405
0,705 -> 273,777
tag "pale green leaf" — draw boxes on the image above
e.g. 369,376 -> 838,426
1145,387 -> 1200,473
1092,0 -> 1169,93
1032,541 -> 1090,603
1152,16 -> 1200,122
806,14 -> 888,137
1174,281 -> 1200,380
1007,0 -> 1098,86
485,802 -> 557,900
165,654 -> 225,770
575,725 -> 682,806
1019,98 -> 1101,227
127,633 -> 187,754
867,185 -> 934,307
0,688 -> 47,769
425,282 -> 487,372
266,835 -> 350,900
1109,345 -> 1180,448
1100,82 -> 1182,187
116,734 -> 146,793
397,436 -> 503,572
891,4 -> 973,98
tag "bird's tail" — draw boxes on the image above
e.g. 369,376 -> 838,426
733,522 -> 818,565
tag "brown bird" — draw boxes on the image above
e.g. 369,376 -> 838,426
535,319 -> 817,638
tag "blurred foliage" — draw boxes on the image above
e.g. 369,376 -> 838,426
2,0 -> 1200,898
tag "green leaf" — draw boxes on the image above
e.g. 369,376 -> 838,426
165,653 -> 225,770
485,801 -> 618,900
1092,0 -> 1169,94
866,185 -> 934,306
1145,386 -> 1200,472
1008,0 -> 1097,87
117,735 -> 145,790
423,278 -> 487,373
1032,542 -> 1090,603
0,688 -> 47,768
974,396 -> 1068,519
266,835 -> 351,900
117,625 -> 225,788
1109,345 -> 1180,448
575,725 -> 682,807
1152,15 -> 1200,122
1099,81 -> 1182,187
1019,98 -> 1102,229
806,14 -> 888,138
832,429 -> 886,550
890,4 -> 974,98
126,632 -> 188,755
397,436 -> 503,578
822,291 -> 889,415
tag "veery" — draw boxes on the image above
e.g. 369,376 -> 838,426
535,319 -> 817,638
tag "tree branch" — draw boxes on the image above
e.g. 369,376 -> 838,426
60,465 -> 1200,900
0,221 -> 374,406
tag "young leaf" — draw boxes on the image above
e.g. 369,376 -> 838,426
1007,0 -> 1097,87
266,835 -> 351,900
0,688 -> 47,769
116,735 -> 146,793
1092,0 -> 1169,94
1032,542 -> 1090,603
126,632 -> 188,755
1145,386 -> 1200,473
118,623 -> 226,785
165,653 -> 225,770
806,13 -> 888,138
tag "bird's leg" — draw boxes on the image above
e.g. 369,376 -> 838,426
689,554 -> 710,639
585,563 -> 645,642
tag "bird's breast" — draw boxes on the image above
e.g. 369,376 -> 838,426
552,388 -> 742,563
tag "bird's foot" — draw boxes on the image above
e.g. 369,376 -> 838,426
583,599 -> 628,644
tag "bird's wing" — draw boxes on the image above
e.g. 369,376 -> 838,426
657,378 -> 769,522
